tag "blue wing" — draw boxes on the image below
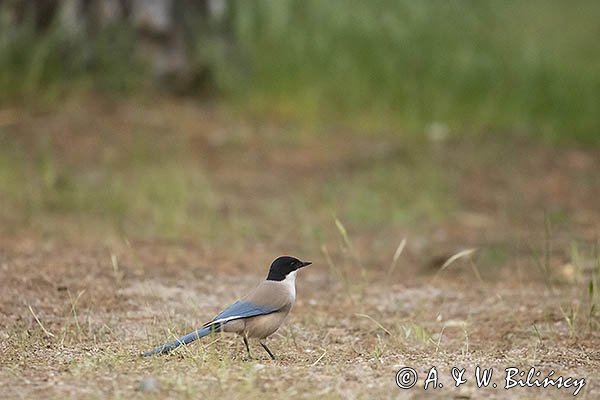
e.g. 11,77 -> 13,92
205,300 -> 279,326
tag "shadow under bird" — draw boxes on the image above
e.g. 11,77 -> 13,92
143,256 -> 312,359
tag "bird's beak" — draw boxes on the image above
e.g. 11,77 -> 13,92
300,261 -> 312,268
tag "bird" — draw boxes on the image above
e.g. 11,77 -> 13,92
142,255 -> 311,359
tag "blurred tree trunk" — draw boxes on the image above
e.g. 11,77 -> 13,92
1,0 -> 230,92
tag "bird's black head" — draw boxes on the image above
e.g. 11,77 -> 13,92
266,256 -> 312,281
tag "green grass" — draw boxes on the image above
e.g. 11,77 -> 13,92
1,2 -> 598,141
0,128 -> 217,240
220,0 -> 600,142
0,127 -> 451,247
0,13 -> 142,104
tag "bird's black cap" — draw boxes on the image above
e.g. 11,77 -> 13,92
266,256 -> 311,281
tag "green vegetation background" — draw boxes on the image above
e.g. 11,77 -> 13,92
1,0 -> 599,142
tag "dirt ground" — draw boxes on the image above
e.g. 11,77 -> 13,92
1,96 -> 599,399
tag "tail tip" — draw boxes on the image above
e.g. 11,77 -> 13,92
141,347 -> 165,357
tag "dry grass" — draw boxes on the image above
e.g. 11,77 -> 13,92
2,240 -> 599,399
1,95 -> 600,399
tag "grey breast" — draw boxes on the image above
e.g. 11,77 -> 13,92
224,280 -> 294,338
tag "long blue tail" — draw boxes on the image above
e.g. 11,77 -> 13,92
142,326 -> 214,356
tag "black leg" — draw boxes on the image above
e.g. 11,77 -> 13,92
260,341 -> 276,360
243,335 -> 251,357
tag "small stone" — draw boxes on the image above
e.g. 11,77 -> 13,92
138,376 -> 159,392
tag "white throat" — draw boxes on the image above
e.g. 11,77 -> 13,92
282,270 -> 297,301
